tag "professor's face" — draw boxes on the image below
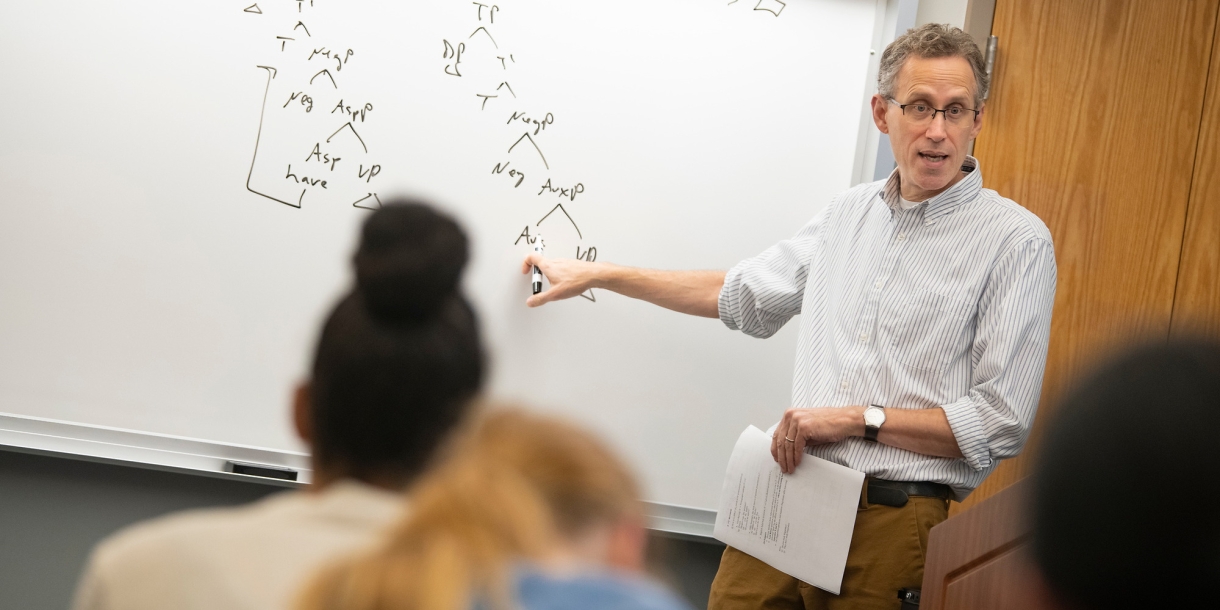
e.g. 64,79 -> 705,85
872,55 -> 984,201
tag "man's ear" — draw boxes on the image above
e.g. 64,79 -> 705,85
292,382 -> 314,447
969,101 -> 985,141
870,94 -> 891,135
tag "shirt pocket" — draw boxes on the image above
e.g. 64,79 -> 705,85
887,287 -> 973,372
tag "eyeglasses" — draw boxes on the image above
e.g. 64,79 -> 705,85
888,98 -> 979,124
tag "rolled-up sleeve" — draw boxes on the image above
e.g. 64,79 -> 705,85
941,238 -> 1057,471
718,207 -> 829,339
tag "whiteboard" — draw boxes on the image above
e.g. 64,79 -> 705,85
0,0 -> 878,511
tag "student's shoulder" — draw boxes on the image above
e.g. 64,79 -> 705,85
88,492 -> 297,574
88,510 -> 232,573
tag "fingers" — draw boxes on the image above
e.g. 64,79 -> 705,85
789,419 -> 804,470
783,419 -> 802,474
774,410 -> 806,474
772,412 -> 791,469
521,252 -> 544,274
526,288 -> 560,308
521,257 -> 594,307
522,253 -> 552,307
777,418 -> 793,474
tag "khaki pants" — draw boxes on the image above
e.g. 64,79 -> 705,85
708,484 -> 949,610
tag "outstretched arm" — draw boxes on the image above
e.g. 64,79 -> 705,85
521,253 -> 725,319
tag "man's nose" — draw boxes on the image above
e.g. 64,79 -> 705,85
925,112 -> 948,141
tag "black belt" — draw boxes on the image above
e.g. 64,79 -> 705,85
867,478 -> 952,508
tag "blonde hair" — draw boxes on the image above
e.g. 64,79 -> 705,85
298,408 -> 642,610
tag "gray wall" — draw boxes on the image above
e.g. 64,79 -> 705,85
0,449 -> 723,610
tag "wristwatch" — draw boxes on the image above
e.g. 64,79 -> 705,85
863,404 -> 886,442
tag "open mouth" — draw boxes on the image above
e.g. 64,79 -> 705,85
919,152 -> 949,163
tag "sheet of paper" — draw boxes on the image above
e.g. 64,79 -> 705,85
713,425 -> 865,594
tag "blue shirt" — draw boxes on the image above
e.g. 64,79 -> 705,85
510,568 -> 694,610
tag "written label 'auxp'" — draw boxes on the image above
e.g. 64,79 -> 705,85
538,179 -> 583,201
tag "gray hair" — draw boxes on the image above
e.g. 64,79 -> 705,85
878,23 -> 989,106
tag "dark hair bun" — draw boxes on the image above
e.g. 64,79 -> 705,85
354,201 -> 469,323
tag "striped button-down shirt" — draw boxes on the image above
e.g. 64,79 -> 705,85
719,157 -> 1056,500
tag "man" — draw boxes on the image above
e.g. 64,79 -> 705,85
523,24 -> 1056,609
72,203 -> 486,610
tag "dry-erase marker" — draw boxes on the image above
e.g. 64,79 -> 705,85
531,239 -> 544,294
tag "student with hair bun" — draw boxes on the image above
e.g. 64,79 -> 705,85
72,201 -> 486,610
297,409 -> 694,610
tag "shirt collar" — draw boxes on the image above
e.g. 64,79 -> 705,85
878,155 -> 983,225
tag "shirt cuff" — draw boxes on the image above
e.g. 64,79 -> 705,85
718,265 -> 743,331
940,396 -> 993,472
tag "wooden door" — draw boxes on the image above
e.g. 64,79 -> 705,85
1172,10 -> 1220,339
958,0 -> 1220,513
920,479 -> 1052,610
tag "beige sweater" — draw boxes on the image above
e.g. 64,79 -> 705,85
71,481 -> 404,610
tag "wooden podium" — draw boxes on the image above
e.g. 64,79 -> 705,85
920,478 -> 1051,609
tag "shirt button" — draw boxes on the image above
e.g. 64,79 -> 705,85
874,279 -> 883,288
840,381 -> 850,390
859,334 -> 869,343
897,233 -> 907,241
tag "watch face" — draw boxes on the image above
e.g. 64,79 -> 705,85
864,407 -> 885,427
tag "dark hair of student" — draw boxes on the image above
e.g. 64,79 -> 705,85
308,200 -> 484,485
1031,340 -> 1220,609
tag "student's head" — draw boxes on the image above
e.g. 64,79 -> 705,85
298,408 -> 646,610
295,200 -> 485,488
1031,340 -> 1220,609
871,24 -> 987,200
452,409 -> 647,569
